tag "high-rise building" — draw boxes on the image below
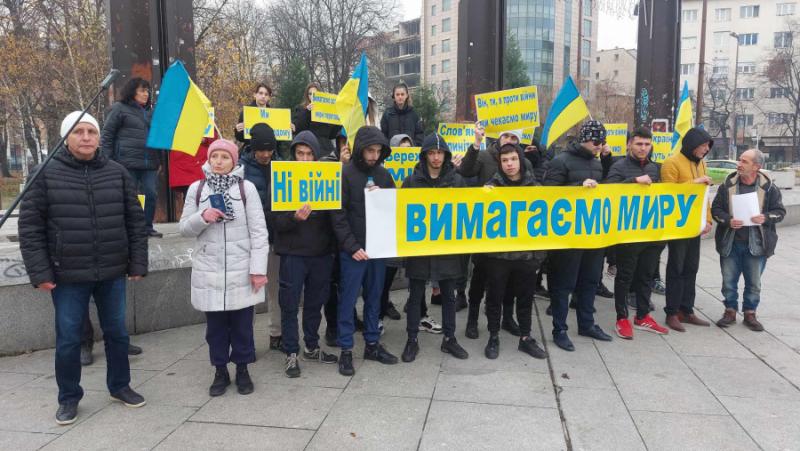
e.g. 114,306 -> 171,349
384,18 -> 422,92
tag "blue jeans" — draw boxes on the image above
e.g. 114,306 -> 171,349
337,252 -> 385,350
721,240 -> 766,312
52,277 -> 130,404
279,254 -> 333,354
205,306 -> 255,366
128,169 -> 158,230
548,248 -> 604,335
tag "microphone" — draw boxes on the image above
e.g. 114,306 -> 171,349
100,69 -> 120,89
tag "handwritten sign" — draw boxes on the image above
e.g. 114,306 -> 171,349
475,86 -> 540,138
243,107 -> 292,141
311,92 -> 342,125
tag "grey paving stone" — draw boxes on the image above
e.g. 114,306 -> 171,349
345,357 -> 440,399
135,359 -> 215,407
92,325 -> 206,371
631,410 -> 759,451
190,384 -> 340,429
0,349 -> 56,375
663,324 -> 757,359
26,367 -> 158,392
306,393 -> 429,451
683,355 -> 800,400
156,422 -> 313,451
559,387 -> 645,451
0,430 -> 58,450
41,404 -> 195,451
719,395 -> 800,450
546,342 -> 616,390
419,400 -> 565,450
0,386 -> 109,434
0,371 -> 41,394
248,349 -> 359,390
434,368 -> 556,408
440,332 -> 549,374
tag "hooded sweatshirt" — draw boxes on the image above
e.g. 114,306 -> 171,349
661,127 -> 713,223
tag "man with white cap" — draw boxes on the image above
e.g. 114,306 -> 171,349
18,111 -> 149,425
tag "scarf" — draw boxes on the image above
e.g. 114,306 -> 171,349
202,166 -> 240,222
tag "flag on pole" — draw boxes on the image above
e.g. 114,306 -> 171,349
336,53 -> 369,148
671,81 -> 693,152
147,60 -> 213,156
540,76 -> 590,149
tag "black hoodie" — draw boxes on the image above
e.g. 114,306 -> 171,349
269,131 -> 336,256
680,127 -> 714,163
331,126 -> 396,255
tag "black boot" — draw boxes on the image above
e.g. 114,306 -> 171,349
465,303 -> 480,339
484,334 -> 500,359
455,291 -> 468,311
325,328 -> 337,348
501,317 -> 521,336
209,366 -> 230,397
235,364 -> 254,395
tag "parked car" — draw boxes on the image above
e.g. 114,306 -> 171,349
706,160 -> 771,184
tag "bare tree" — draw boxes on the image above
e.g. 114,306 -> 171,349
590,79 -> 635,126
761,22 -> 800,161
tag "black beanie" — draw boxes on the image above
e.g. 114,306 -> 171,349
250,123 -> 277,151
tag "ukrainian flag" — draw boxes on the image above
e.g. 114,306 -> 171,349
336,53 -> 369,148
671,81 -> 693,152
147,60 -> 212,156
540,76 -> 590,150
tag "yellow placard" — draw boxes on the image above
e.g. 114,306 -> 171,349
137,195 -> 145,209
651,132 -> 676,163
384,147 -> 421,184
204,107 -> 215,138
270,161 -> 342,211
311,92 -> 342,125
365,183 -> 708,258
605,123 -> 627,157
475,86 -> 540,138
243,107 -> 292,141
437,123 -> 483,155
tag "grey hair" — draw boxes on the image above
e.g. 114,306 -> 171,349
746,148 -> 765,166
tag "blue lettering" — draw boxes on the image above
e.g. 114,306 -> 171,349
640,195 -> 659,229
575,199 -> 601,235
659,195 -> 675,229
618,196 -> 640,231
551,199 -> 572,236
676,194 -> 697,227
486,201 -> 507,239
299,180 -> 308,202
407,204 -> 426,242
456,202 -> 483,239
430,204 -> 453,241
527,200 -> 548,237
509,201 -> 526,237
272,171 -> 291,203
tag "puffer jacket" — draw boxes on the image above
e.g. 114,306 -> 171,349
542,141 -> 604,186
606,154 -> 661,183
292,105 -> 342,157
101,101 -> 160,171
380,103 -> 424,145
179,164 -> 269,312
18,149 -> 148,286
459,140 -> 534,186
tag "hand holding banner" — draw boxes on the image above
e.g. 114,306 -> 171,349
270,161 -> 342,211
243,107 -> 292,141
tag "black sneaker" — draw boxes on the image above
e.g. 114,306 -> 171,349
147,229 -> 163,238
455,291 -> 468,312
651,278 -> 666,296
269,335 -> 283,351
579,325 -> 613,342
209,366 -> 230,397
484,335 -> 500,359
302,347 -> 338,364
553,332 -> 575,351
385,303 -> 402,320
236,364 -> 254,394
441,337 -> 469,359
55,402 -> 78,425
545,305 -> 553,316
127,343 -> 143,356
339,350 -> 355,376
596,282 -> 614,299
364,343 -> 398,364
465,321 -> 479,339
285,353 -> 301,378
518,336 -> 547,359
324,328 -> 337,348
110,386 -> 146,407
80,344 -> 93,366
431,293 -> 442,305
401,339 -> 419,363
501,318 -> 521,336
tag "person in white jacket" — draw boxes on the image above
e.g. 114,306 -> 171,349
179,139 -> 269,397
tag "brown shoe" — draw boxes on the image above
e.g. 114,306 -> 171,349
666,315 -> 685,332
743,311 -> 764,332
716,309 -> 737,328
678,312 -> 711,327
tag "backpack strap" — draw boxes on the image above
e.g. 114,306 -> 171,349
195,179 -> 206,207
238,179 -> 247,206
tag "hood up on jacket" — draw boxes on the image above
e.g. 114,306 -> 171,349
490,143 -> 536,186
681,127 -> 714,163
390,133 -> 413,147
414,133 -> 454,180
290,130 -> 323,161
353,126 -> 392,171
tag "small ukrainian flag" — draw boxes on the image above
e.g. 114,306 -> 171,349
540,76 -> 590,150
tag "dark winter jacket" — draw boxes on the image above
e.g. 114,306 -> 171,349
240,147 -> 278,244
18,149 -> 148,286
402,138 -> 467,281
379,103 -> 424,145
459,140 -> 535,186
292,105 -> 342,157
101,101 -> 159,171
269,131 -> 336,257
712,171 -> 785,258
542,142 -> 604,186
331,126 -> 395,255
605,154 -> 661,184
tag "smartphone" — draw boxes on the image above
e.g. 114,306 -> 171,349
208,193 -> 227,214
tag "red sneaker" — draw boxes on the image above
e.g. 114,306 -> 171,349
634,315 -> 669,335
615,318 -> 633,339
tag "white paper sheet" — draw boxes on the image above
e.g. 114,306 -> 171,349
732,192 -> 760,226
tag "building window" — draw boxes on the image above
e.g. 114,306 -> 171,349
596,56 -> 600,62
738,33 -> 758,46
613,69 -> 619,77
777,3 -> 796,15
441,79 -> 450,92
736,88 -> 755,100
442,0 -> 451,11
614,53 -> 619,61
740,5 -> 760,18
581,59 -> 591,77
713,31 -> 731,48
441,39 -> 451,53
441,59 -> 451,72
770,87 -> 791,98
431,25 -> 436,36
775,32 -> 793,48
583,0 -> 593,17
583,19 -> 592,37
682,37 -> 697,49
715,8 -> 731,21
768,112 -> 793,124
431,64 -> 436,76
737,62 -> 757,73
582,39 -> 592,58
736,114 -> 754,127
431,4 -> 436,16
710,89 -> 727,101
713,58 -> 729,75
442,18 -> 451,32
680,63 -> 696,75
682,9 -> 698,22
431,44 -> 436,56
595,72 -> 600,79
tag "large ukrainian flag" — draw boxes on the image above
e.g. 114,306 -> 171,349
336,53 -> 369,148
147,61 -> 212,156
540,76 -> 590,149
671,81 -> 693,153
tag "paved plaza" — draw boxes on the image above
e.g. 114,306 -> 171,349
0,226 -> 799,450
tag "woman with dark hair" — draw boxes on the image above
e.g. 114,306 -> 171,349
101,77 -> 161,237
235,82 -> 273,145
292,82 -> 342,156
379,83 -> 424,145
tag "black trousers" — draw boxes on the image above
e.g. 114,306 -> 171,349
379,266 -> 400,319
407,278 -> 456,339
278,254 -> 333,355
485,258 -> 539,336
467,254 -> 515,323
205,306 -> 255,367
614,243 -> 662,320
665,237 -> 701,316
549,249 -> 604,334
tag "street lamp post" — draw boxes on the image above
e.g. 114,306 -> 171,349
730,31 -> 740,160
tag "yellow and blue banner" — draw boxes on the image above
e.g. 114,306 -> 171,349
540,76 -> 590,150
437,123 -> 484,155
605,123 -> 628,156
672,81 -> 693,153
270,161 -> 342,211
384,147 -> 421,184
475,86 -> 540,138
243,107 -> 292,141
147,60 -> 212,156
651,132 -> 676,163
336,53 -> 369,148
311,91 -> 342,125
365,184 -> 708,258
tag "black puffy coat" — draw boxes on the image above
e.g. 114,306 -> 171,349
459,140 -> 535,186
101,101 -> 159,171
331,126 -> 395,255
542,142 -> 604,186
292,105 -> 342,157
18,149 -> 148,286
380,103 -> 424,145
605,154 -> 661,184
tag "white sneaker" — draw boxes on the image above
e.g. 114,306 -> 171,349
420,316 -> 443,334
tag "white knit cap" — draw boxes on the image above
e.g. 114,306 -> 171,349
498,130 -> 523,142
60,111 -> 100,138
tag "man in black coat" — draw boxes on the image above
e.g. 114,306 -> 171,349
19,111 -> 149,425
400,134 -> 469,363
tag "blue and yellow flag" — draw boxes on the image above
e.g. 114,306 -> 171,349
671,81 -> 693,153
147,61 -> 212,156
540,76 -> 590,149
336,53 -> 369,148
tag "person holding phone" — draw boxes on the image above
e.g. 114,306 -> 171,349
179,139 -> 269,397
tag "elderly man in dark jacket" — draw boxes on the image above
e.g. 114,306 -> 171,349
19,111 -> 149,426
605,127 -> 670,339
331,126 -> 398,376
712,148 -> 785,331
542,120 -> 614,351
400,134 -> 469,362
